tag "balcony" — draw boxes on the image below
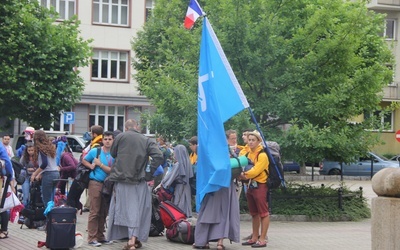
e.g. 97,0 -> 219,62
382,82 -> 400,101
368,0 -> 400,10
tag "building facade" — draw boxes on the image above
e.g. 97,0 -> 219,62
10,0 -> 155,136
368,0 -> 400,155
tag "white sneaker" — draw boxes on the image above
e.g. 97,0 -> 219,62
88,241 -> 102,247
99,240 -> 113,245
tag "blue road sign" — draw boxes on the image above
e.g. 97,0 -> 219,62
64,112 -> 75,124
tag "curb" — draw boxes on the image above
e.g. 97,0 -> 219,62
284,175 -> 372,182
239,214 -> 354,222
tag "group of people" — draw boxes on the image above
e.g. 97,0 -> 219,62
189,129 -> 270,249
17,129 -> 78,231
0,121 -> 271,249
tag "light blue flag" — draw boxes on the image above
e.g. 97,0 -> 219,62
196,17 -> 249,211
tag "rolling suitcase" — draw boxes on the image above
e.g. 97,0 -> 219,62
46,179 -> 77,249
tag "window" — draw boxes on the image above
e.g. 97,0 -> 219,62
386,64 -> 395,85
40,0 -> 76,20
384,19 -> 396,40
89,105 -> 125,132
145,0 -> 154,21
93,0 -> 129,26
42,112 -> 71,132
138,107 -> 156,136
364,110 -> 393,131
140,116 -> 155,136
92,50 -> 128,81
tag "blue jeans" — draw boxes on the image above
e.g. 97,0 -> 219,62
21,174 -> 31,207
41,171 -> 60,208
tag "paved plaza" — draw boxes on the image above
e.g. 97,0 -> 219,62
1,179 -> 375,249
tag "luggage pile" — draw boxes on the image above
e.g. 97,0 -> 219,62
159,200 -> 196,245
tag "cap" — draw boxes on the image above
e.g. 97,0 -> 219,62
24,126 -> 35,134
247,130 -> 262,142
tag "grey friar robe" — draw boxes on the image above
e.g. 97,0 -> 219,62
194,181 -> 241,246
161,144 -> 194,217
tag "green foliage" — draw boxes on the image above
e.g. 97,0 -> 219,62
383,153 -> 395,159
132,0 -> 200,141
132,0 -> 393,163
240,182 -> 371,221
0,0 -> 92,128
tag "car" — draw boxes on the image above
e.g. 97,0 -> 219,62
390,155 -> 400,162
282,160 -> 300,173
319,152 -> 399,176
11,131 -> 88,159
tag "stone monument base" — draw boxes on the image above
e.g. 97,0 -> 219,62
371,197 -> 400,250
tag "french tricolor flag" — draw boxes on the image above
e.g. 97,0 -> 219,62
184,0 -> 205,29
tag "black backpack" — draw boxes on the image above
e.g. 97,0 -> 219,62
149,194 -> 164,236
20,181 -> 46,229
264,141 -> 285,189
265,153 -> 285,189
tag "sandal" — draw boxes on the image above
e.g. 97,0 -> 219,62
0,231 -> 8,239
135,240 -> 142,248
192,243 -> 210,249
123,243 -> 136,250
242,239 -> 257,246
217,244 -> 226,250
251,240 -> 267,248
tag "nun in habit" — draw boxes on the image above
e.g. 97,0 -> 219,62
160,144 -> 193,217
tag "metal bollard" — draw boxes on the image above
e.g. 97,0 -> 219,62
268,189 -> 272,214
338,187 -> 343,210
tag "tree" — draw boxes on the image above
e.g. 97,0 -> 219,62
0,0 -> 92,129
133,0 -> 392,165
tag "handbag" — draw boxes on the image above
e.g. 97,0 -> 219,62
75,163 -> 91,189
75,147 -> 101,189
101,176 -> 114,203
0,183 -> 22,213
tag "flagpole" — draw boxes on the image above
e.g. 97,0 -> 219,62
247,107 -> 286,187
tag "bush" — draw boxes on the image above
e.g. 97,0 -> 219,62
240,182 -> 370,221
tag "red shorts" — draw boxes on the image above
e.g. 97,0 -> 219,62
246,183 -> 269,218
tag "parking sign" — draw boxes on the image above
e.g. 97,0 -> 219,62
64,112 -> 75,124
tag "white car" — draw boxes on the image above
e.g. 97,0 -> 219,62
12,132 -> 88,160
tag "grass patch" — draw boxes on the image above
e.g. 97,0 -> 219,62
240,182 -> 370,221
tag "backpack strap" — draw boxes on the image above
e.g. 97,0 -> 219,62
91,147 -> 102,178
96,147 -> 101,158
256,150 -> 269,176
246,149 -> 268,178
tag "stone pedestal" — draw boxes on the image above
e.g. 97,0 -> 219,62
371,197 -> 400,250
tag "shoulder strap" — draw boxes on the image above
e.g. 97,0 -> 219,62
247,149 -> 265,161
255,149 -> 268,176
256,149 -> 265,161
96,147 -> 101,158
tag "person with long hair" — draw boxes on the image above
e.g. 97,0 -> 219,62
55,137 -> 78,195
30,131 -> 60,211
20,142 -> 38,207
